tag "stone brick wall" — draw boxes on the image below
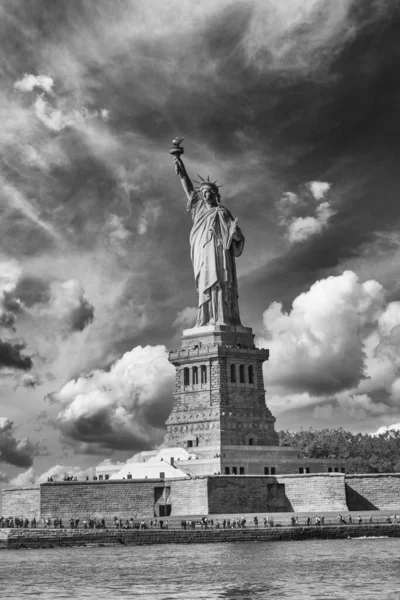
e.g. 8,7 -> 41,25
207,476 -> 286,514
40,480 -> 157,520
4,473 -> 400,520
4,523 -> 400,549
39,478 -> 210,520
2,486 -> 40,519
170,478 -> 209,515
277,474 -> 348,512
346,474 -> 400,511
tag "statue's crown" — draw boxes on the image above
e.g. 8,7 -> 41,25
193,174 -> 222,195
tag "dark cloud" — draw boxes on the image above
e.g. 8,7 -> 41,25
0,418 -> 37,468
43,392 -> 58,405
0,339 -> 32,371
55,345 -> 175,451
14,276 -> 50,307
69,298 -> 94,332
21,373 -> 41,388
0,311 -> 16,330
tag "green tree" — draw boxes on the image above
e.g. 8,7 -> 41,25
278,428 -> 400,473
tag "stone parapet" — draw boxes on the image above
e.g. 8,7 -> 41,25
2,524 -> 400,549
181,324 -> 255,349
169,345 -> 269,365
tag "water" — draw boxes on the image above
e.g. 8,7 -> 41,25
0,538 -> 399,599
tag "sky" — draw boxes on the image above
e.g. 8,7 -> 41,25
1,0 -> 400,488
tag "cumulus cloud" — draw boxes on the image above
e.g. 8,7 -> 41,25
56,345 -> 175,451
276,181 -> 335,244
14,74 -> 54,94
8,463 -> 97,488
373,423 -> 400,436
260,269 -> 400,428
36,464 -> 94,483
9,466 -> 36,487
259,270 -> 384,395
0,418 -> 37,467
308,181 -> 331,201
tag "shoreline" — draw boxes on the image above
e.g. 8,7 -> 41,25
1,523 -> 400,549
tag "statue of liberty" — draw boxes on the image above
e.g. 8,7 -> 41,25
171,138 -> 244,328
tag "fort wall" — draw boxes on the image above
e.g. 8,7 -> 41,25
2,486 -> 40,520
207,476 -> 286,513
40,480 -> 157,520
276,474 -> 348,512
3,473 -> 400,518
345,474 -> 400,511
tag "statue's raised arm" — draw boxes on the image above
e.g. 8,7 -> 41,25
170,137 -> 194,200
170,137 -> 244,328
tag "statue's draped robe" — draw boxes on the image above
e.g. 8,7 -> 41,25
187,191 -> 244,327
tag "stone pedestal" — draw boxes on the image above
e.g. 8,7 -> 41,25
164,325 -> 278,463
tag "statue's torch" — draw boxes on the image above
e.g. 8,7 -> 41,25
170,137 -> 184,175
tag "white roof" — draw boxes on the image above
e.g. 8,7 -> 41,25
109,460 -> 189,480
148,447 -> 192,463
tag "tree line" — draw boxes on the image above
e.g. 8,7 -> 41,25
278,428 -> 400,473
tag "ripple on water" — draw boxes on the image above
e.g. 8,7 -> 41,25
0,539 -> 400,600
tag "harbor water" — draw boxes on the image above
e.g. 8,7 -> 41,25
0,537 -> 399,599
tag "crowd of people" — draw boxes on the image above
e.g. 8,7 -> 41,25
180,516 -> 277,529
337,513 -> 398,525
0,513 -> 398,529
0,516 -> 38,528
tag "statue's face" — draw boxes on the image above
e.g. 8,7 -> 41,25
202,187 -> 218,206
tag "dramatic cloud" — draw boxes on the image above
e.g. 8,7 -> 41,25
0,418 -> 37,467
0,0 -> 399,467
260,270 -> 400,429
259,270 -> 384,395
0,340 -> 32,371
56,345 -> 175,451
276,181 -> 335,244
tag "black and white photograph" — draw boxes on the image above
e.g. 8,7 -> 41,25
0,1 -> 400,598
